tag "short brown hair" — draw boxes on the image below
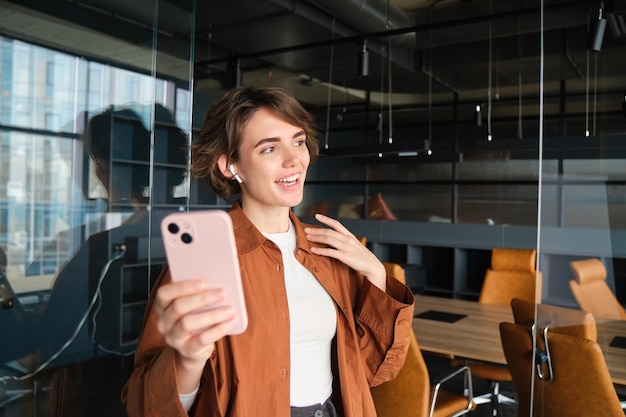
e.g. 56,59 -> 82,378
190,86 -> 319,198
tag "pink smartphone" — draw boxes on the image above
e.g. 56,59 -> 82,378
161,210 -> 248,335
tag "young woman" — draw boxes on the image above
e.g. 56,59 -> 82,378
122,86 -> 415,417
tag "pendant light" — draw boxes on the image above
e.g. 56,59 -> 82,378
324,18 -> 336,150
486,0 -> 493,142
587,1 -> 607,52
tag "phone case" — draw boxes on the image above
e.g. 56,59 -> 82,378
161,210 -> 248,335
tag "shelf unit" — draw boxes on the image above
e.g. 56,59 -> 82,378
332,219 -> 503,299
107,113 -> 185,209
92,235 -> 167,351
308,218 -> 626,306
93,258 -> 165,350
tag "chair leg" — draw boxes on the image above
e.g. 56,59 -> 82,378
489,382 -> 503,417
472,380 -> 516,417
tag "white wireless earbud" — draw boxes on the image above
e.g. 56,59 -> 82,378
229,164 -> 243,184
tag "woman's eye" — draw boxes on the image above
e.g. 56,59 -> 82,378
295,139 -> 306,147
261,146 -> 275,154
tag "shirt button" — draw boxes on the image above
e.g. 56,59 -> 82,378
314,266 -> 320,272
281,369 -> 288,378
275,264 -> 281,272
397,319 -> 406,325
296,249 -> 302,256
314,411 -> 323,417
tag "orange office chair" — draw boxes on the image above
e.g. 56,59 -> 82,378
358,237 -> 406,285
371,262 -> 475,417
569,258 -> 626,320
500,298 -> 624,417
452,248 -> 542,417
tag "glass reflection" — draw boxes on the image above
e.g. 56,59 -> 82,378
0,13 -> 194,412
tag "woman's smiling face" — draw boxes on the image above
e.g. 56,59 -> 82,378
233,107 -> 311,212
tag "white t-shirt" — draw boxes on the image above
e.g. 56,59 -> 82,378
264,221 -> 337,406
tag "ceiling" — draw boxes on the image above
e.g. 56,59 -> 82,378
2,0 -> 626,139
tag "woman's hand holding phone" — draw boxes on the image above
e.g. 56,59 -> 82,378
155,279 -> 237,362
154,278 -> 238,394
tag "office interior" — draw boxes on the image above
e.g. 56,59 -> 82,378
1,0 -> 626,415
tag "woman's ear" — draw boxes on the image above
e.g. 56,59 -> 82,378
217,155 -> 230,177
218,155 -> 243,183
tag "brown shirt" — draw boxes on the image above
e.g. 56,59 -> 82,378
122,202 -> 415,417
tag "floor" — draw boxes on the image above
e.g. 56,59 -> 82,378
425,354 -> 518,417
0,353 -> 517,417
1,354 -> 132,417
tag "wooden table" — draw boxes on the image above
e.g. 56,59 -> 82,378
413,294 -> 512,364
412,294 -> 626,386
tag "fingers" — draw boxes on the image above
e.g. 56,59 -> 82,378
155,280 -> 237,362
305,214 -> 387,290
164,305 -> 237,362
304,215 -> 370,265
313,213 -> 351,235
306,214 -> 360,248
155,279 -> 207,312
156,281 -> 218,332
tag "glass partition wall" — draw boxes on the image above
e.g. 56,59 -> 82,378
531,3 -> 626,416
0,0 -> 196,415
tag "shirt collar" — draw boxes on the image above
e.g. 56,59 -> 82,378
228,201 -> 314,256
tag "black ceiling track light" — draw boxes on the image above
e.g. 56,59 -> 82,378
587,1 -> 607,51
475,103 -> 483,127
357,38 -> 369,77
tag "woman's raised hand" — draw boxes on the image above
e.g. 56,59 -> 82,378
304,213 -> 386,291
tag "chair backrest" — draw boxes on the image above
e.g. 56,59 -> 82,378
365,193 -> 398,220
370,259 -> 429,417
358,237 -> 406,285
491,248 -> 537,272
370,330 -> 431,417
500,311 -> 623,416
569,258 -> 626,320
510,298 -> 597,341
383,262 -> 406,285
478,248 -> 542,305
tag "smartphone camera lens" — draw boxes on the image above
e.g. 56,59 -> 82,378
168,223 -> 179,234
181,233 -> 193,244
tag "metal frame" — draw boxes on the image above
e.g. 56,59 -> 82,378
429,364 -> 474,417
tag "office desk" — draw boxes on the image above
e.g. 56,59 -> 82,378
413,294 -> 511,364
412,294 -> 626,386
